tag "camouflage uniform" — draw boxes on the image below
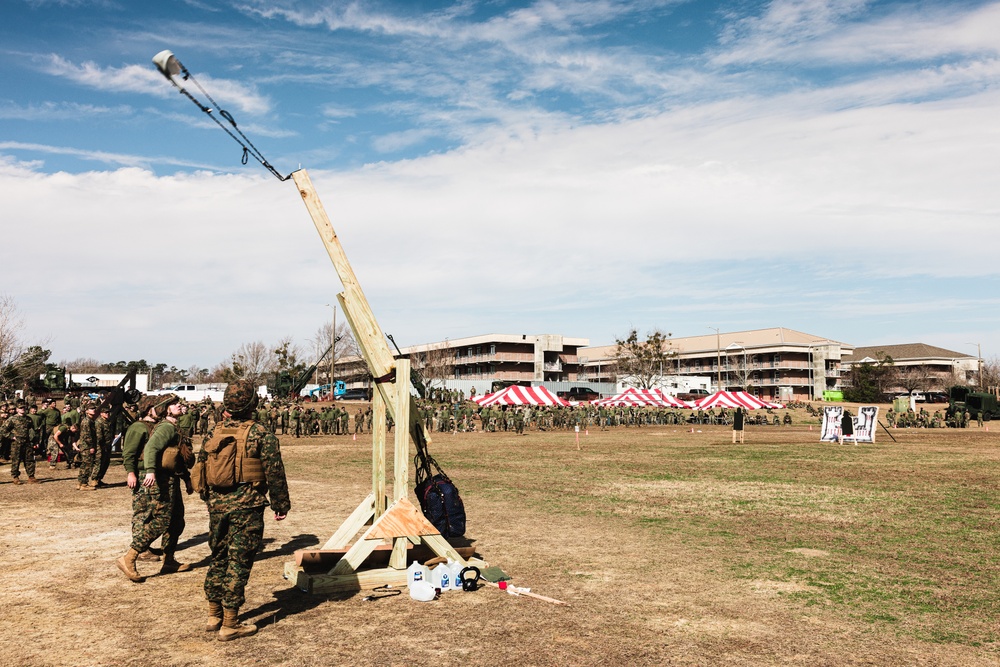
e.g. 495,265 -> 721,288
131,419 -> 189,559
76,410 -> 99,487
200,418 -> 290,608
94,412 -> 113,484
1,408 -> 36,481
199,380 -> 290,640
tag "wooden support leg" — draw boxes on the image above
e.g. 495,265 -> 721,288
321,493 -> 375,550
372,389 -> 387,519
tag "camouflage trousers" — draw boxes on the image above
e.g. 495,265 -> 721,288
10,439 -> 35,479
95,442 -> 111,482
77,448 -> 96,486
204,507 -> 265,609
131,476 -> 185,555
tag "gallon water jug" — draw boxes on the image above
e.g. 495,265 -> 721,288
407,561 -> 429,588
431,562 -> 451,592
409,580 -> 436,602
448,559 -> 463,591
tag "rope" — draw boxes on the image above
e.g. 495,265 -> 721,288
163,61 -> 291,181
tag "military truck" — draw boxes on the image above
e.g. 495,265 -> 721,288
947,385 -> 1000,421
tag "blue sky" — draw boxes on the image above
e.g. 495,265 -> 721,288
2,0 -> 999,368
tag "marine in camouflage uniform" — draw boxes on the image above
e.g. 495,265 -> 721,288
1,403 -> 38,484
93,407 -> 113,486
117,394 -> 192,582
199,379 -> 290,641
76,403 -> 99,489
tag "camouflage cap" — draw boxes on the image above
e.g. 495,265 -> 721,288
136,393 -> 179,417
224,379 -> 259,415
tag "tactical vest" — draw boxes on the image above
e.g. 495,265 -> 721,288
198,422 -> 266,490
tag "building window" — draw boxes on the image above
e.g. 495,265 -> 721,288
476,345 -> 482,355
468,347 -> 473,356
490,344 -> 495,355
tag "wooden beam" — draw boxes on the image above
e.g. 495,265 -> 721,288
330,538 -> 383,575
372,388 -> 387,519
421,533 -> 468,566
304,568 -> 409,595
320,493 -> 375,550
393,358 -> 411,502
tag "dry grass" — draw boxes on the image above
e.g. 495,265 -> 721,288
2,414 -> 999,666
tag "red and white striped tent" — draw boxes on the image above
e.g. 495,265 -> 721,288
472,385 -> 570,407
594,387 -> 693,409
694,391 -> 784,410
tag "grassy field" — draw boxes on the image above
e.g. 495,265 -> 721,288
2,413 -> 999,666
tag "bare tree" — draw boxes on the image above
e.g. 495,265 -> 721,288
0,294 -> 26,377
897,365 -> 929,395
614,328 -> 675,390
979,356 -> 1000,391
0,294 -> 51,396
729,353 -> 758,391
310,320 -> 357,383
228,340 -> 276,384
63,358 -> 107,373
411,342 -> 452,394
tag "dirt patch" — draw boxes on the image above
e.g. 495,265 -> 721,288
2,424 -> 999,666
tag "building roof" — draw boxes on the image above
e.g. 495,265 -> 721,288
844,343 -> 974,363
400,333 -> 589,354
579,327 -> 851,363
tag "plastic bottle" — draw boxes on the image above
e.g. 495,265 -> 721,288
409,580 -> 436,602
431,562 -> 451,592
448,559 -> 463,591
407,561 -> 429,588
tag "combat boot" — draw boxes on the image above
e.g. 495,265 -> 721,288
27,477 -> 39,484
159,554 -> 193,574
137,550 -> 161,562
206,601 -> 223,632
218,608 -> 257,641
78,483 -> 95,491
116,548 -> 146,583
11,477 -> 22,486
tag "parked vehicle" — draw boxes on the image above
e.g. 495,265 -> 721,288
148,384 -> 226,403
676,388 -> 710,402
308,380 -> 347,401
339,388 -> 372,401
948,385 -> 1000,421
557,387 -> 601,402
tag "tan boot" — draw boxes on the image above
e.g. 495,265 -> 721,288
160,556 -> 193,574
116,548 -> 145,583
136,550 -> 162,562
78,483 -> 95,491
206,601 -> 223,632
11,478 -> 22,486
218,608 -> 257,641
27,477 -> 39,484
88,479 -> 99,487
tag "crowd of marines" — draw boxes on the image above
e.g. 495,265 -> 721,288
1,387 -> 290,642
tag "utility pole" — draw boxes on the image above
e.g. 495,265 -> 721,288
708,326 -> 721,390
327,303 -> 337,397
967,342 -> 982,389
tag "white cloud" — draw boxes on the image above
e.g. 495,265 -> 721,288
5,75 -> 999,361
715,0 -> 1000,66
0,141 -> 219,169
37,54 -> 271,115
0,100 -> 133,120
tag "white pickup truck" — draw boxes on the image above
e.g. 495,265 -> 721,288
148,384 -> 226,403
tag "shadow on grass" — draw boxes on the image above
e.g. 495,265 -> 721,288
244,584 -> 338,629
